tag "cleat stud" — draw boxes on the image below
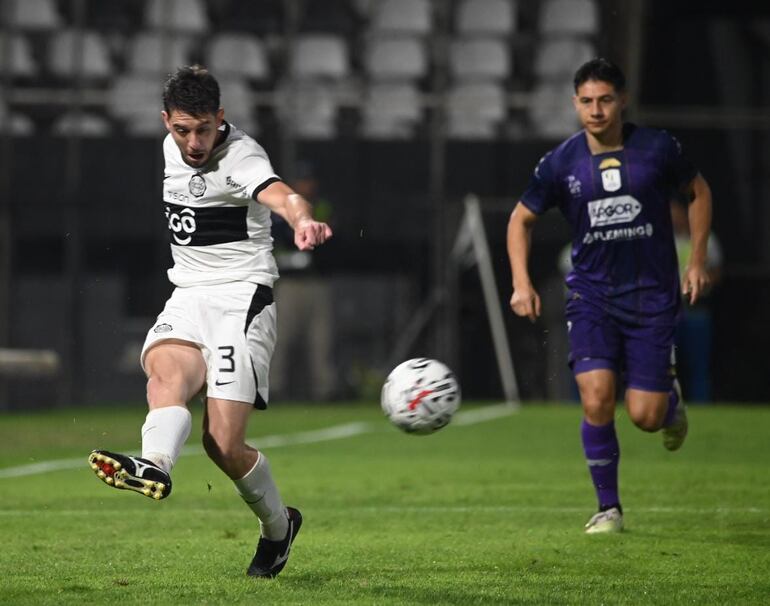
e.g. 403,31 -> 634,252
113,462 -> 122,471
142,488 -> 151,496
105,477 -> 114,485
97,470 -> 106,479
90,463 -> 98,470
114,480 -> 124,488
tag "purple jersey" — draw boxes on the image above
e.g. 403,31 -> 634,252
521,123 -> 698,324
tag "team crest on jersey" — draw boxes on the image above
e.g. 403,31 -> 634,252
189,172 -> 206,197
598,158 -> 622,170
601,168 -> 622,192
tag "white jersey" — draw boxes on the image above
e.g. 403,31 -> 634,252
162,123 -> 281,287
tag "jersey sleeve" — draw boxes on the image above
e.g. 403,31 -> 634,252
662,131 -> 698,190
230,140 -> 281,199
520,151 -> 559,215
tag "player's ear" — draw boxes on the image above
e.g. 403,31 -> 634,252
161,110 -> 171,130
216,107 -> 225,127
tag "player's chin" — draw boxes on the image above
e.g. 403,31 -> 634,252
586,123 -> 607,135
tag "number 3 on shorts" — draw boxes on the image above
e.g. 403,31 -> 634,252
218,345 -> 235,373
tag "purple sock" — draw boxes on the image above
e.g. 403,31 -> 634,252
663,385 -> 680,427
581,419 -> 620,510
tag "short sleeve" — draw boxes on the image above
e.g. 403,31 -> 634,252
520,151 -> 559,215
229,140 -> 281,199
662,131 -> 698,190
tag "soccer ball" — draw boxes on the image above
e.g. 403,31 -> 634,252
381,358 -> 461,435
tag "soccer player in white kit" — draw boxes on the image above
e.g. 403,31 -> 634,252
87,65 -> 332,578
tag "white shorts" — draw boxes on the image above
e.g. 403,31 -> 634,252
141,282 -> 277,408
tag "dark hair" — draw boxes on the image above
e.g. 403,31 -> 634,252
162,65 -> 220,116
573,58 -> 626,93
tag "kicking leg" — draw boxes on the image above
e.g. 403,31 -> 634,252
88,340 -> 203,499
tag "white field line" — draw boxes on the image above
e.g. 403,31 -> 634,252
0,505 -> 765,516
451,402 -> 517,425
0,404 -> 514,480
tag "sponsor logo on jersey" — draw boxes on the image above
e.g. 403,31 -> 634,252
165,189 -> 190,204
189,172 -> 206,197
587,195 -> 641,227
154,323 -> 173,333
165,205 -> 197,245
582,222 -> 654,245
226,176 -> 242,190
164,201 -> 249,246
601,168 -> 622,192
566,175 -> 582,197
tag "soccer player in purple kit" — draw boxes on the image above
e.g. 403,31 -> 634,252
507,58 -> 713,533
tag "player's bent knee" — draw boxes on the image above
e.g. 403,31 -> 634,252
628,408 -> 663,432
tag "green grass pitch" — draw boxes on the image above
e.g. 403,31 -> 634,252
1,401 -> 768,605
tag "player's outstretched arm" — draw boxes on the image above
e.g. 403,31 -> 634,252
681,173 -> 713,304
256,180 -> 333,251
507,202 -> 542,322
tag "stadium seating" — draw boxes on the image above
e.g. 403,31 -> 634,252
369,0 -> 432,34
455,0 -> 517,36
364,35 -> 428,80
0,0 -> 602,141
447,81 -> 506,139
449,37 -> 510,81
280,33 -> 352,139
107,74 -> 163,136
290,34 -> 350,80
0,33 -> 38,77
527,80 -> 579,138
275,79 -> 339,139
539,0 -> 599,35
51,110 -> 113,137
46,30 -> 112,79
361,81 -> 422,139
218,77 -> 258,135
533,37 -> 595,78
205,33 -> 270,82
2,0 -> 61,30
125,32 -> 193,75
143,0 -> 209,33
0,101 -> 35,135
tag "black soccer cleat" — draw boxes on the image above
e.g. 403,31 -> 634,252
88,449 -> 172,500
247,507 -> 303,578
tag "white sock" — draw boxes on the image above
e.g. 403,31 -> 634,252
234,452 -> 289,540
141,406 -> 192,474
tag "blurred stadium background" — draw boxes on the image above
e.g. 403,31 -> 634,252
0,0 -> 767,410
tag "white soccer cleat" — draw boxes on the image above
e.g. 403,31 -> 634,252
584,507 -> 624,534
662,380 -> 688,451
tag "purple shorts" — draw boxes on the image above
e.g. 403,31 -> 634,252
566,296 -> 676,393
